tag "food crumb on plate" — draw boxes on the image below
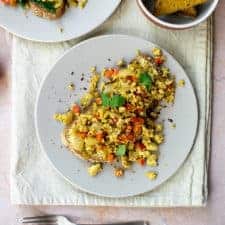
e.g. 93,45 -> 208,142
170,123 -> 176,129
88,163 -> 102,176
146,154 -> 158,167
54,111 -> 74,125
114,168 -> 124,177
68,83 -> 75,91
90,66 -> 96,73
152,47 -> 162,56
178,79 -> 185,87
146,171 -> 158,180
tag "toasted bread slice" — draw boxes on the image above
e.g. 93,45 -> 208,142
30,0 -> 65,19
154,0 -> 207,16
180,7 -> 197,17
61,124 -> 107,163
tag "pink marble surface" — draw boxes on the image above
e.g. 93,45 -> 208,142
0,1 -> 225,224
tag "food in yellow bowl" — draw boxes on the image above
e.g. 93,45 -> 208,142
54,48 -> 176,178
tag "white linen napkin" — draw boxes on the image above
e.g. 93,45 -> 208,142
10,0 -> 212,207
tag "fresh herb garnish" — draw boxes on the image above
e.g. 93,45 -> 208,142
139,72 -> 152,90
116,145 -> 126,156
101,93 -> 125,108
110,95 -> 126,108
101,93 -> 111,107
30,0 -> 56,12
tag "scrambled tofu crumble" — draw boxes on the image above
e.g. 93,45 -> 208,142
68,83 -> 75,91
178,79 -> 185,87
54,48 -> 176,179
146,171 -> 158,180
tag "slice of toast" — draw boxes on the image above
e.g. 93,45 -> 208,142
61,124 -> 107,163
180,7 -> 197,17
154,0 -> 207,16
30,0 -> 65,20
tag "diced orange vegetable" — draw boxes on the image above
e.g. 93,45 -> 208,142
72,104 -> 81,114
118,134 -> 134,143
95,97 -> 102,105
135,142 -> 146,151
118,134 -> 127,143
133,124 -> 142,135
96,131 -> 104,142
130,117 -> 144,125
126,134 -> 134,142
138,158 -> 146,166
104,68 -> 119,79
107,153 -> 115,163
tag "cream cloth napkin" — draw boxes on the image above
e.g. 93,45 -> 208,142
11,0 -> 212,207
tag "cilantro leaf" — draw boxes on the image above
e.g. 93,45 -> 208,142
101,93 -> 111,107
101,93 -> 126,108
116,145 -> 126,156
31,0 -> 56,12
110,95 -> 126,108
139,72 -> 152,90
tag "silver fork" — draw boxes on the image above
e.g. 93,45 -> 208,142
21,215 -> 149,225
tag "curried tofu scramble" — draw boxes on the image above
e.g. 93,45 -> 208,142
54,48 -> 176,179
0,0 -> 87,20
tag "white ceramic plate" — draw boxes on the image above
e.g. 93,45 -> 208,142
0,0 -> 120,42
35,35 -> 198,197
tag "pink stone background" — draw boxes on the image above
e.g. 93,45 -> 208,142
0,1 -> 225,224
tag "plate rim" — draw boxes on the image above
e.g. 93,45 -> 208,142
35,34 -> 199,198
0,0 -> 121,43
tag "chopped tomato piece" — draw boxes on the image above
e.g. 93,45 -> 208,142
72,104 -> 81,114
154,56 -> 164,65
126,134 -> 134,141
118,134 -> 134,143
138,158 -> 146,166
95,97 -> 102,105
133,124 -> 142,135
130,117 -> 144,125
104,68 -> 119,79
135,142 -> 146,151
118,134 -> 128,143
96,131 -> 104,142
107,153 -> 115,163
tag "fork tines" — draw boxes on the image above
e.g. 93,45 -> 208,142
22,215 -> 58,224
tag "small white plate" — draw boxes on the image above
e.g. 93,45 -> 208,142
35,35 -> 198,198
0,0 -> 120,42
